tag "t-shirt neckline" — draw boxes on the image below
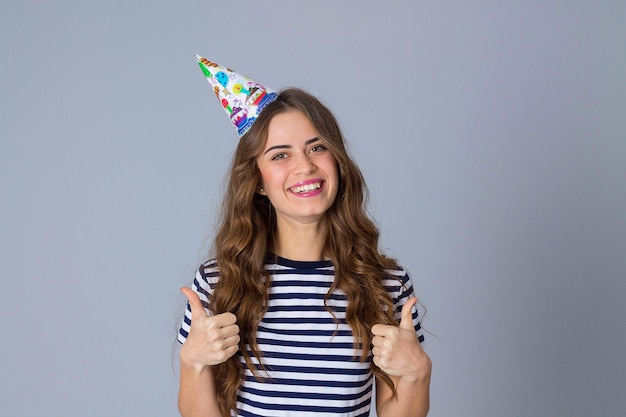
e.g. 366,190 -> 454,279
269,253 -> 334,270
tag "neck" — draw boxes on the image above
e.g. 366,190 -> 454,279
273,218 -> 328,262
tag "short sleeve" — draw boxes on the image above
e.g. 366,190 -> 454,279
177,261 -> 219,344
384,267 -> 425,344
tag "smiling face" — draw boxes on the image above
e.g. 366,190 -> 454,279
256,110 -> 339,228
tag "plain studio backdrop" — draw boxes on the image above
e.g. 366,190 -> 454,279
1,1 -> 625,416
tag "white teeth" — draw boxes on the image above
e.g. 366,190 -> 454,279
291,182 -> 321,193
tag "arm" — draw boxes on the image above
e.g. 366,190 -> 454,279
375,360 -> 431,417
178,355 -> 220,417
178,287 -> 239,417
373,298 -> 432,417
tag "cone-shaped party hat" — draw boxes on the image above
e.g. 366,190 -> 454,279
195,55 -> 278,137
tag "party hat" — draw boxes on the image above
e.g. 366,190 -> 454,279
195,55 -> 278,137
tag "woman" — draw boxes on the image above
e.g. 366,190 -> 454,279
178,57 -> 431,417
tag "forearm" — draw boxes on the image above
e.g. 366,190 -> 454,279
377,373 -> 431,417
178,358 -> 221,417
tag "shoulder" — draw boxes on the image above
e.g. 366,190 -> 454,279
382,265 -> 413,297
198,258 -> 220,281
178,260 -> 221,343
382,265 -> 426,342
193,259 -> 221,298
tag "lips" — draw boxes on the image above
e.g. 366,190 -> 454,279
288,179 -> 323,194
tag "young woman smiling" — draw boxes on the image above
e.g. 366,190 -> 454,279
256,109 -> 339,261
178,58 -> 431,417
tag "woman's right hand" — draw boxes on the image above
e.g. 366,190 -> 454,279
180,287 -> 240,373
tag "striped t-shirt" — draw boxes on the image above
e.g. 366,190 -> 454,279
178,256 -> 424,417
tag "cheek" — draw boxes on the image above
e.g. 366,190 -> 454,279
258,166 -> 284,191
321,161 -> 340,198
323,157 -> 339,182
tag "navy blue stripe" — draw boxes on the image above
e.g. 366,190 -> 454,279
271,269 -> 335,276
398,285 -> 414,301
262,316 -> 346,325
199,265 -> 219,279
251,349 -> 363,363
240,385 -> 371,401
192,277 -> 214,299
384,281 -> 410,294
238,409 -> 370,417
269,292 -> 346,301
271,279 -> 332,287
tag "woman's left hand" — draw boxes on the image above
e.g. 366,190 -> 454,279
371,297 -> 431,382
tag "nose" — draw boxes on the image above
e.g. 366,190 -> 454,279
293,153 -> 316,175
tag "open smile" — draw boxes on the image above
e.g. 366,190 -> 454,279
288,180 -> 324,194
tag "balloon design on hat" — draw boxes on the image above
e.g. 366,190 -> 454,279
195,55 -> 278,137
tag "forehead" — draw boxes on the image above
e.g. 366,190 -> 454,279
265,110 -> 319,146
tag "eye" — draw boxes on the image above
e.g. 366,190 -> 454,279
309,144 -> 327,153
271,152 -> 288,161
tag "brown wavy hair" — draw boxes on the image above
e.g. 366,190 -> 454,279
208,88 -> 401,416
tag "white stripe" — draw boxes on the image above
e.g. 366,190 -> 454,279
257,357 -> 366,368
241,378 -> 372,395
255,330 -> 355,343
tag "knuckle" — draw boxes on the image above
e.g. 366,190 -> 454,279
213,350 -> 227,362
213,339 -> 225,350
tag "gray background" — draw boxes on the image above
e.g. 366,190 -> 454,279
1,1 -> 625,416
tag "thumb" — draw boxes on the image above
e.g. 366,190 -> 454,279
181,287 -> 208,319
399,297 -> 418,330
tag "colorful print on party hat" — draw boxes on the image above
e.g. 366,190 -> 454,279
195,55 -> 278,137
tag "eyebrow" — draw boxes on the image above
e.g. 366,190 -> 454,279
263,137 -> 321,155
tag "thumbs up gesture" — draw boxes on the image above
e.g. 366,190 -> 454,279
180,287 -> 240,372
372,297 -> 430,381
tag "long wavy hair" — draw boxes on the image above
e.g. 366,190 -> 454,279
208,88 -> 402,416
